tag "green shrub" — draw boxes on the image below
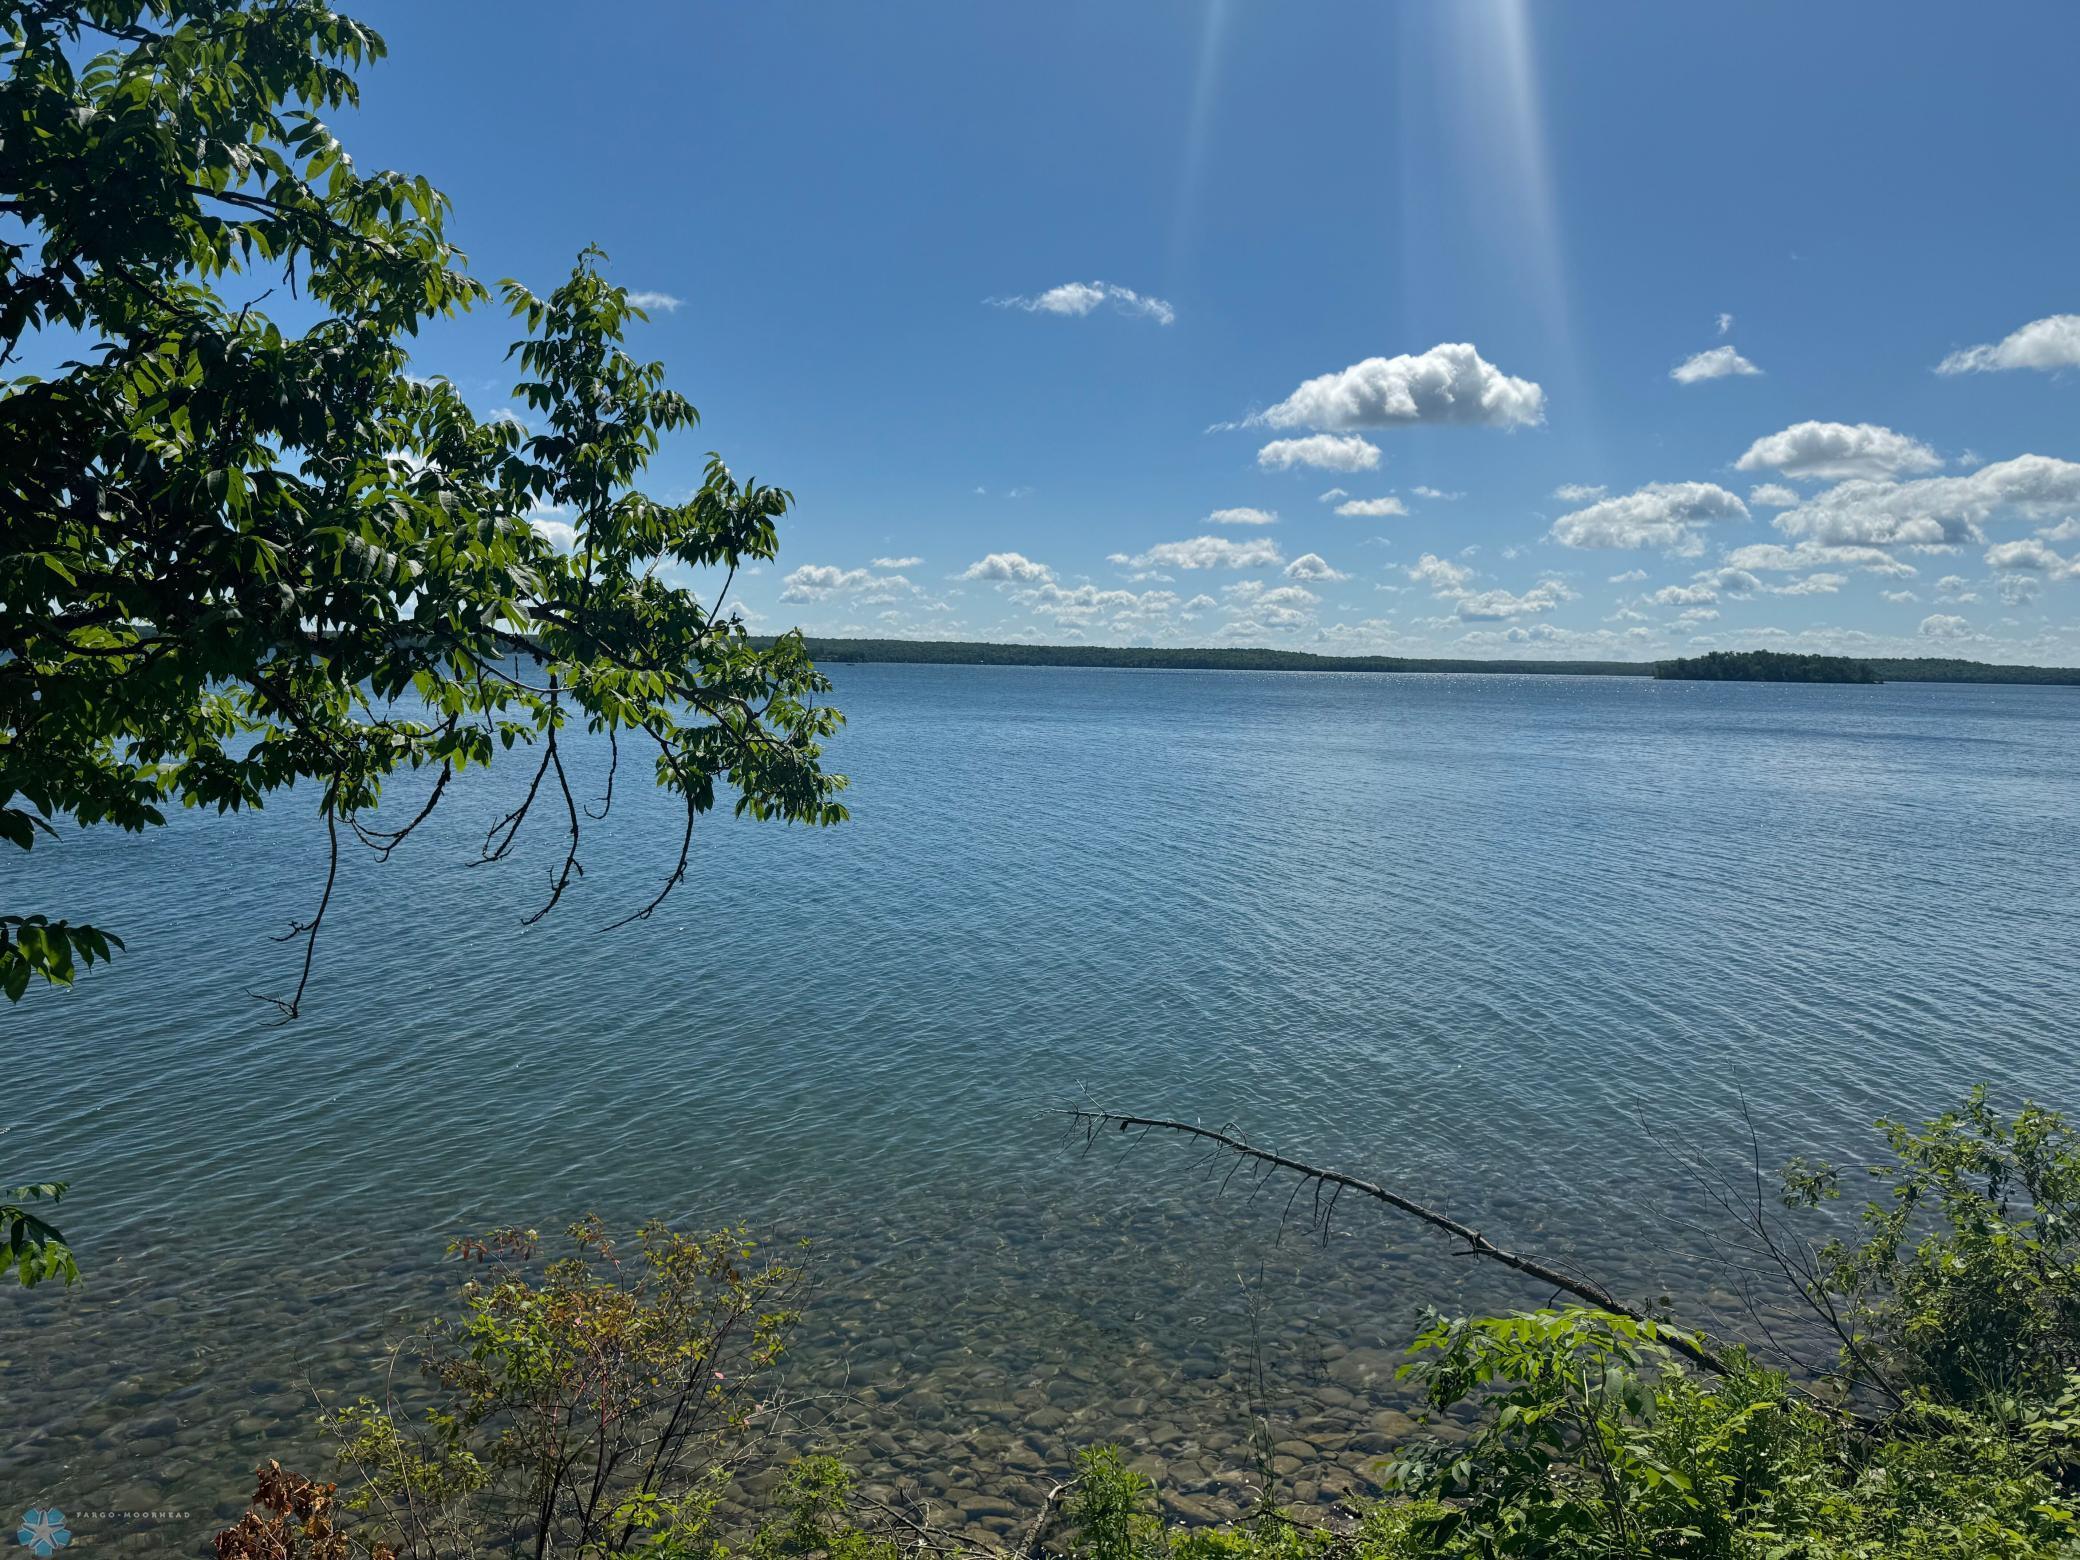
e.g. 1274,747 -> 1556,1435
1368,1304 -> 2080,1557
1783,1085 -> 2080,1408
748,1457 -> 899,1560
1378,1309 -> 1821,1555
323,1219 -> 800,1559
1071,1447 -> 1169,1560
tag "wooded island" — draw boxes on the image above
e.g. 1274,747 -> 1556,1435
1652,650 -> 1882,683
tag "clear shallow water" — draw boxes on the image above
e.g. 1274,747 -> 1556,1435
5,667 -> 2078,1547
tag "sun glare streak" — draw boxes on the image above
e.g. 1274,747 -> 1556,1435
1485,0 -> 1571,353
1166,0 -> 1233,283
1396,0 -> 1599,460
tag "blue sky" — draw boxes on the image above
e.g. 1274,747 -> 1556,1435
349,0 -> 2080,661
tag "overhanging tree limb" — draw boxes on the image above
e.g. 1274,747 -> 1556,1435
4,9 -> 851,1026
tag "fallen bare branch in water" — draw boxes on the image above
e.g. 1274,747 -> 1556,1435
1063,1108 -> 1736,1381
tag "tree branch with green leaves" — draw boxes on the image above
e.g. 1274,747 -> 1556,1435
2,0 -> 847,1285
3,3 -> 847,1012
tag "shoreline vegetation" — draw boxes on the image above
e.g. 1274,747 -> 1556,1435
219,1090 -> 2080,1560
781,637 -> 2080,686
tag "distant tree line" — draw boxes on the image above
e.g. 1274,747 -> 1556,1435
1653,650 -> 1881,683
773,638 -> 2080,687
1866,655 -> 2080,685
787,638 -> 1651,677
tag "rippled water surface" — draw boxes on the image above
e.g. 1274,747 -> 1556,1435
6,667 -> 2078,1547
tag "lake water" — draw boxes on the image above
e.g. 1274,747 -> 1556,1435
5,666 -> 2078,1549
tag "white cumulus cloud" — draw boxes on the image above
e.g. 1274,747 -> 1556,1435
1284,552 -> 1349,582
1721,541 -> 1918,577
1735,421 -> 1942,482
781,564 -> 871,600
1936,314 -> 2080,375
1016,582 -> 1178,625
1769,454 -> 2080,548
1918,613 -> 1973,640
1256,434 -> 1382,472
1250,584 -> 1319,608
989,281 -> 1174,325
1256,343 -> 1544,432
1206,507 -> 1279,526
960,552 -> 1055,583
782,564 -> 916,603
1407,553 -> 1573,621
872,555 -> 923,569
1334,496 -> 1408,518
1671,345 -> 1761,384
1407,553 -> 1475,593
1747,484 -> 1801,508
1773,572 -> 1847,597
625,290 -> 684,312
1232,583 -> 1324,628
1548,482 -> 1749,555
1985,538 -> 2079,578
1649,583 -> 1719,607
1451,579 -> 1575,621
528,505 -> 578,552
1691,567 -> 1764,596
1110,535 -> 1283,571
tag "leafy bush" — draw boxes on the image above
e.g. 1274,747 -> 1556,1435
1071,1447 -> 1169,1560
747,1457 -> 899,1560
1366,1306 -> 2080,1557
322,1219 -> 800,1559
1783,1084 -> 2080,1408
1381,1310 -> 1819,1555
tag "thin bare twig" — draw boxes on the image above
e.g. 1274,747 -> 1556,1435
518,693 -> 584,926
1635,1104 -> 1902,1417
249,791 -> 341,1021
599,722 -> 695,932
